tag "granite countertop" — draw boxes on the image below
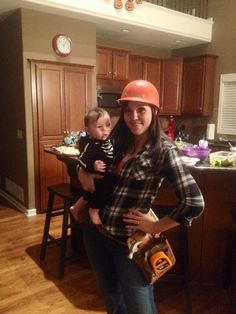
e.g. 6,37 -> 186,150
189,157 -> 236,171
208,139 -> 236,148
193,163 -> 236,171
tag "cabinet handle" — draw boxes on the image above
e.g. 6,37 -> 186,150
113,72 -> 117,76
108,71 -> 112,74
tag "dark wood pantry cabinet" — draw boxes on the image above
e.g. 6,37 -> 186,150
30,61 -> 93,213
181,55 -> 218,116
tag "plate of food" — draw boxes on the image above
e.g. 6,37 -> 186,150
55,146 -> 80,156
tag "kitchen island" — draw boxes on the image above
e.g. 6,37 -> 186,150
154,164 -> 236,287
46,146 -> 236,287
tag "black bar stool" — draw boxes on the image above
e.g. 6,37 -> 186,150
40,183 -> 81,279
152,205 -> 192,314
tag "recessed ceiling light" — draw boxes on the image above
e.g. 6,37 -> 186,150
122,29 -> 131,33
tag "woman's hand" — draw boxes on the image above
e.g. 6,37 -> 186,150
78,167 -> 103,193
123,208 -> 180,234
123,209 -> 157,234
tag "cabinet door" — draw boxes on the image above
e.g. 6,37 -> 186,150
160,58 -> 183,115
201,55 -> 218,116
39,141 -> 67,212
142,57 -> 161,92
182,55 -> 217,116
36,63 -> 66,141
182,57 -> 204,114
64,66 -> 92,131
112,50 -> 129,81
128,55 -> 143,81
96,47 -> 113,80
34,63 -> 67,211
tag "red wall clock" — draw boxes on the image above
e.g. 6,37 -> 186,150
52,34 -> 72,57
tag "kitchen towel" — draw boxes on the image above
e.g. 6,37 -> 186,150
206,123 -> 215,140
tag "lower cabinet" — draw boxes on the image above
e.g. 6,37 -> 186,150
154,169 -> 236,286
31,61 -> 93,213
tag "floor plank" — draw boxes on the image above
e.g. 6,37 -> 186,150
0,199 -> 232,313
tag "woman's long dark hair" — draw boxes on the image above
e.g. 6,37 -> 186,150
111,104 -> 164,166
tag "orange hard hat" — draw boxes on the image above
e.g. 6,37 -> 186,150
117,80 -> 159,109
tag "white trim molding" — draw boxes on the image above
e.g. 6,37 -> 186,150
0,189 -> 37,217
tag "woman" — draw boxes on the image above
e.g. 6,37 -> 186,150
79,80 -> 204,314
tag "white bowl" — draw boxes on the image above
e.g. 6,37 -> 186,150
181,156 -> 200,166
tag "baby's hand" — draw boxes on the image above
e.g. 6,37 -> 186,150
94,160 -> 106,172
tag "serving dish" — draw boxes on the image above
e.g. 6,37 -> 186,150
55,145 -> 80,156
181,156 -> 200,166
209,151 -> 235,167
181,146 -> 211,161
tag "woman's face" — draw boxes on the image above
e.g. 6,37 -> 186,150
123,102 -> 153,137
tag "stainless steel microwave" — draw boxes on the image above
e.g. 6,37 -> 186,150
97,91 -> 121,108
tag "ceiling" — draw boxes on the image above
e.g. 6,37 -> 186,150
0,0 -> 211,50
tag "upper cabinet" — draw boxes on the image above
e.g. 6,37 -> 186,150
160,58 -> 183,115
129,55 -> 181,115
96,46 -> 130,81
97,46 -> 217,117
128,55 -> 161,92
181,55 -> 218,116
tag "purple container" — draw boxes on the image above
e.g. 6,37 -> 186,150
181,146 -> 212,161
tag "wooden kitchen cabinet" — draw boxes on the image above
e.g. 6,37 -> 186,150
31,61 -> 92,213
128,55 -> 143,81
129,55 -> 181,115
181,55 -> 218,116
142,57 -> 161,92
128,55 -> 161,93
96,46 -> 129,81
160,58 -> 183,115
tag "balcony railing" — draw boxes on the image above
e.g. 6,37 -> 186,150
145,0 -> 208,19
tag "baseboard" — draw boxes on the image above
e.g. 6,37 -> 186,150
0,189 -> 37,217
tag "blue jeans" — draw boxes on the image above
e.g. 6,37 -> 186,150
83,222 -> 157,314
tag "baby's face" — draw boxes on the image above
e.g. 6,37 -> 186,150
87,113 -> 112,140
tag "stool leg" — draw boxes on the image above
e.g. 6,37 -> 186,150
40,192 -> 54,260
58,199 -> 70,280
181,226 -> 192,314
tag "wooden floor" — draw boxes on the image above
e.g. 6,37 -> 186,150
0,197 -> 233,314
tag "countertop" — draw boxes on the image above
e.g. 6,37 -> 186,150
192,162 -> 236,171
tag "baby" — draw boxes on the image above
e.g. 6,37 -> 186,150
70,107 -> 113,225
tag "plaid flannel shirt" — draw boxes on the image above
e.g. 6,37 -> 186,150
100,138 -> 204,240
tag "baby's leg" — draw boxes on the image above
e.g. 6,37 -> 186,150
88,208 -> 102,225
70,197 -> 87,220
